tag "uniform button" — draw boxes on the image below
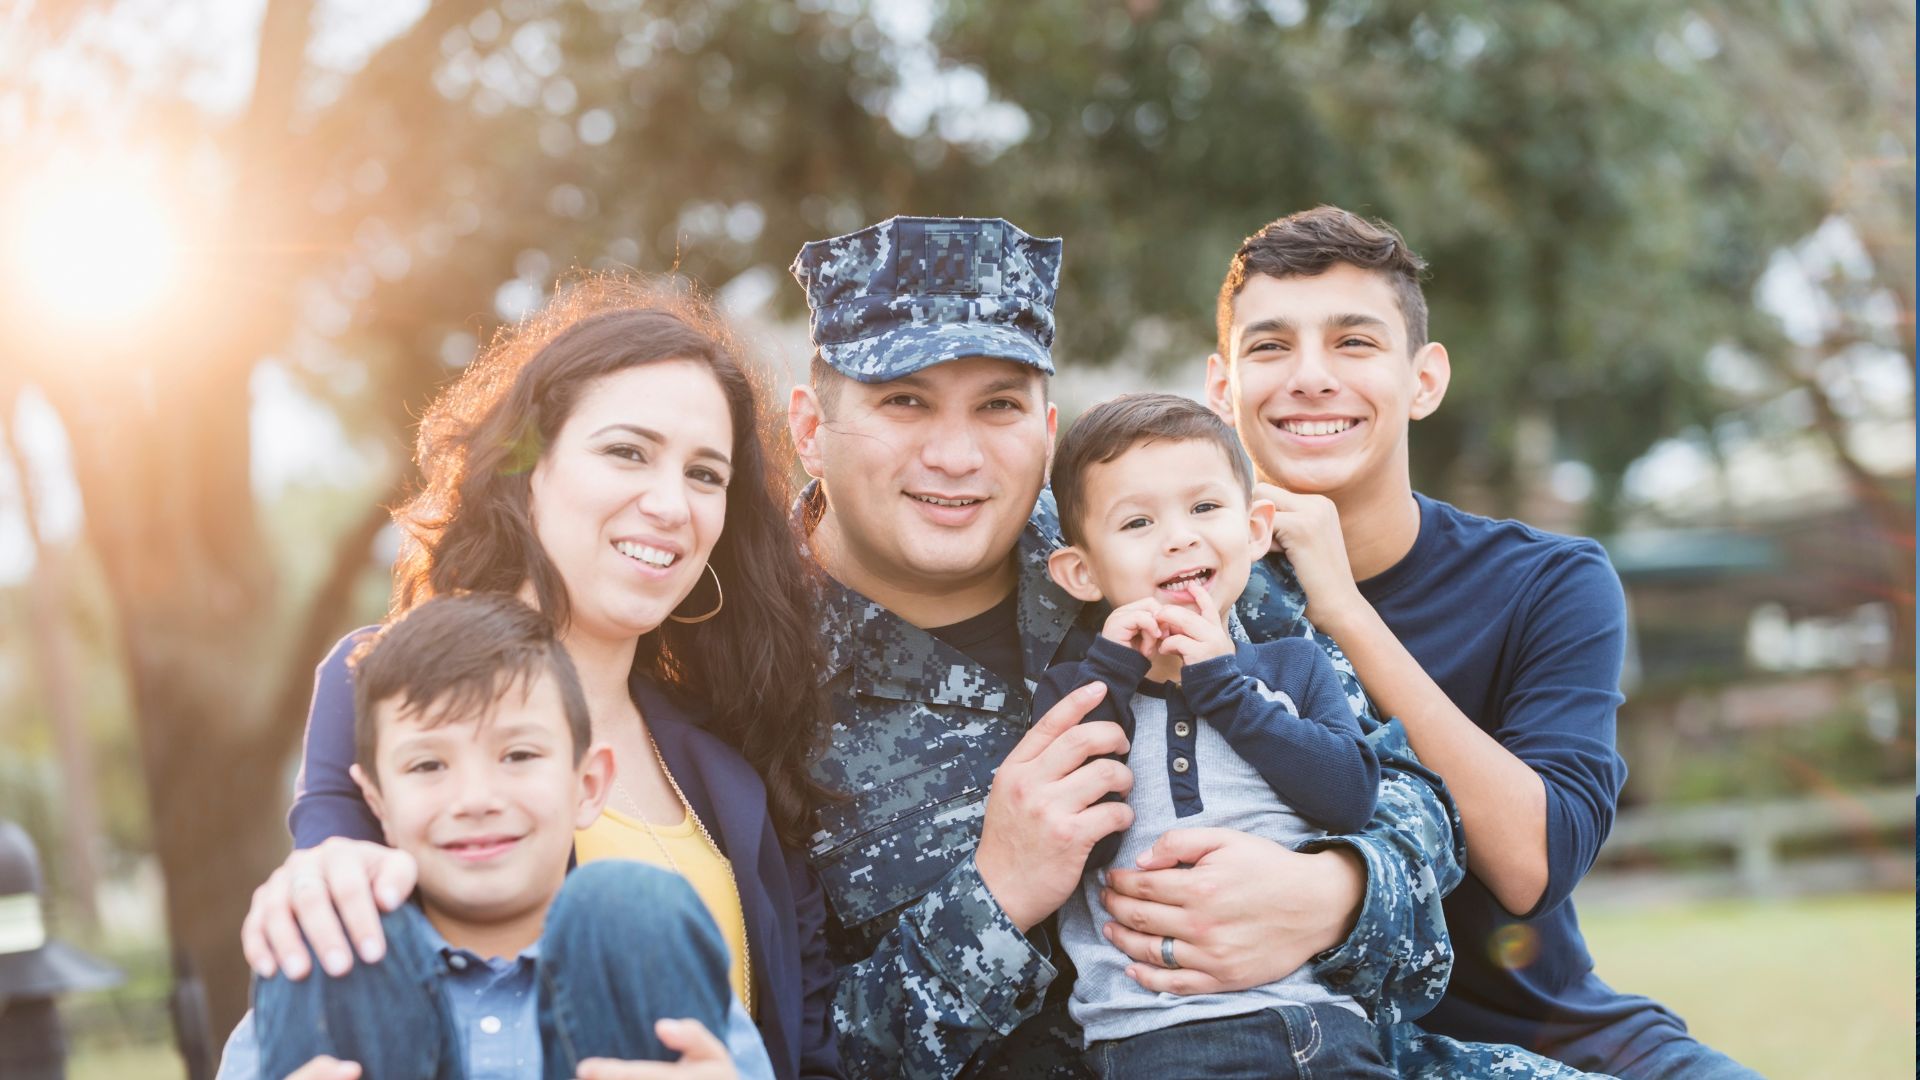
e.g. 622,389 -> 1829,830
479,1015 -> 503,1035
1172,757 -> 1190,773
1173,722 -> 1191,738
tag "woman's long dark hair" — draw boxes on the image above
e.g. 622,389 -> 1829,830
391,273 -> 831,846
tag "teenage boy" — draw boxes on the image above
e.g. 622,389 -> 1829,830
1208,205 -> 1759,1079
1035,393 -> 1393,1079
217,593 -> 755,1080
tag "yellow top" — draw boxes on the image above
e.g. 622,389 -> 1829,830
574,806 -> 751,1010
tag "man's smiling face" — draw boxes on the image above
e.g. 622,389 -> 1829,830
799,355 -> 1056,599
1208,263 -> 1446,503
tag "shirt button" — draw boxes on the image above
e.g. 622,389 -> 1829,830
479,1015 -> 503,1035
1172,757 -> 1190,773
1173,722 -> 1191,738
447,955 -> 468,971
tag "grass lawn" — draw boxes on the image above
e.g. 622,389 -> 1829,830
66,892 -> 1914,1079
1580,891 -> 1913,1079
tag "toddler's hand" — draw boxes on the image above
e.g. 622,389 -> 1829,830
1155,582 -> 1234,666
1100,597 -> 1165,657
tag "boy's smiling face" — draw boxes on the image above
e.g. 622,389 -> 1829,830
1052,437 -> 1274,620
353,670 -> 609,938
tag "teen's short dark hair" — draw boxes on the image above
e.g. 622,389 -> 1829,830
350,592 -> 591,787
1217,205 -> 1430,356
1052,393 -> 1254,547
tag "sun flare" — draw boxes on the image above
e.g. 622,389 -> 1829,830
3,157 -> 185,329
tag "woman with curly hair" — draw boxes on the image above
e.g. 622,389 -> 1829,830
232,275 -> 840,1080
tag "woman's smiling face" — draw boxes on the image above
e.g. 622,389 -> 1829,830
528,359 -> 734,643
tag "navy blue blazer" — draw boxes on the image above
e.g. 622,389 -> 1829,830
289,631 -> 841,1080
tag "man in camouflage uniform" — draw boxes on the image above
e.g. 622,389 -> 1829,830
784,216 -> 1606,1079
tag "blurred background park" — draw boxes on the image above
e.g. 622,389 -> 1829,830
0,0 -> 1912,1076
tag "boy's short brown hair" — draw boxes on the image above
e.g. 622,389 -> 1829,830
1216,205 -> 1430,357
1051,393 -> 1254,547
349,593 -> 591,786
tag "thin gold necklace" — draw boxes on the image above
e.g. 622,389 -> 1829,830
609,744 -> 752,1015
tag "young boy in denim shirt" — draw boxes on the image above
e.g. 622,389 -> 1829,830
216,593 -> 768,1080
1035,394 -> 1394,1079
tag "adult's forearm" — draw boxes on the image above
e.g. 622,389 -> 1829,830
829,856 -> 1053,1079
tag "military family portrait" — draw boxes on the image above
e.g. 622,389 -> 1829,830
0,2 -> 1913,1079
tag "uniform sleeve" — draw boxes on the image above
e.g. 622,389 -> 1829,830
1239,554 -> 1463,1025
828,855 -> 1056,1080
830,641 -> 1150,1079
1298,718 -> 1464,1025
1180,642 -> 1379,834
287,630 -> 384,848
1503,545 -> 1629,918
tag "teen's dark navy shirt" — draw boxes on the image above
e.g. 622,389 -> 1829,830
1351,494 -> 1686,1064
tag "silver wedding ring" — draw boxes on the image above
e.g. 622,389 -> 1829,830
1160,935 -> 1180,970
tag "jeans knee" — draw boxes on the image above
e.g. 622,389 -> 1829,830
550,861 -> 719,946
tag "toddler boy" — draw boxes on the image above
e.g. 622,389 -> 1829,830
1037,393 -> 1393,1079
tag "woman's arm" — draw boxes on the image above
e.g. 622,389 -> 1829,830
786,849 -> 845,1080
240,630 -> 416,981
288,631 -> 384,847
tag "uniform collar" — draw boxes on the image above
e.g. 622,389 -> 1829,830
798,480 -> 1082,707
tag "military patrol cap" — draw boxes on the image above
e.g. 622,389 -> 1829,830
789,216 -> 1063,383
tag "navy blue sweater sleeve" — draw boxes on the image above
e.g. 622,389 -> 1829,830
1179,639 -> 1380,836
1031,636 -> 1150,736
1032,637 -> 1151,868
1505,545 -> 1629,918
287,629 -> 384,848
786,848 -> 845,1079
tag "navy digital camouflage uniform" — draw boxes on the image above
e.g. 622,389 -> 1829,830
790,217 -> 1611,1080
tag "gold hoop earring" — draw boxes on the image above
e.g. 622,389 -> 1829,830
669,564 -> 724,624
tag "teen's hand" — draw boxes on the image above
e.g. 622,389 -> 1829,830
241,837 -> 416,980
1153,582 -> 1234,666
1100,828 -> 1364,995
1257,483 -> 1367,634
976,681 -> 1133,931
575,1018 -> 738,1079
1100,597 -> 1165,656
281,1056 -> 361,1080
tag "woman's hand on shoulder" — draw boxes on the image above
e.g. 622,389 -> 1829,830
240,837 -> 416,980
575,1018 -> 738,1079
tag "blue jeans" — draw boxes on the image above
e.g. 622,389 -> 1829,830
1086,1003 -> 1396,1080
254,861 -> 731,1079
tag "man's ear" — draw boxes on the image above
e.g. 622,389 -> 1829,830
1042,400 -> 1059,484
1409,341 -> 1451,421
573,742 -> 615,830
789,384 -> 827,479
350,763 -> 393,843
1047,546 -> 1106,604
1205,352 -> 1235,423
1246,496 -> 1277,556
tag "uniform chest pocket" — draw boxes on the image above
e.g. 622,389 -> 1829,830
810,757 -> 987,928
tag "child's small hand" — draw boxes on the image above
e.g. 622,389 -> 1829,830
1155,582 -> 1234,666
576,1019 -> 737,1078
1100,598 -> 1165,657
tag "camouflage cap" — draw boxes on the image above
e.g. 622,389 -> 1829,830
789,216 -> 1063,383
